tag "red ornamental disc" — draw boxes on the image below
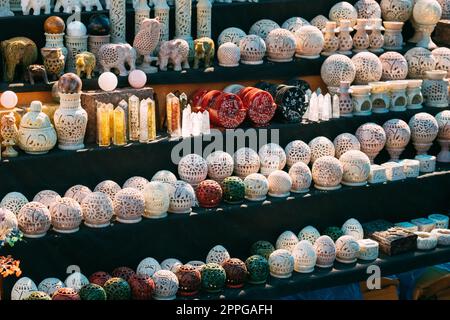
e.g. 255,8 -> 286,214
89,271 -> 112,287
190,89 -> 209,112
209,93 -> 246,129
245,90 -> 277,126
200,90 -> 222,111
196,180 -> 223,208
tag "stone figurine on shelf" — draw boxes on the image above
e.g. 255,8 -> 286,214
98,43 -> 137,76
1,0 -> 13,16
193,37 -> 214,69
1,112 -> 19,158
21,0 -> 50,15
41,47 -> 66,80
54,0 -> 82,13
26,64 -> 49,85
75,51 -> 96,79
157,38 -> 190,71
133,18 -> 162,74
1,37 -> 38,82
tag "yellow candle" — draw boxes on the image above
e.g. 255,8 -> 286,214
107,103 -> 114,138
148,98 -> 156,141
113,106 -> 127,146
166,93 -> 175,134
97,104 -> 111,147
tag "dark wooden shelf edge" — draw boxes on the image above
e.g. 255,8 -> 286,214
195,247 -> 450,300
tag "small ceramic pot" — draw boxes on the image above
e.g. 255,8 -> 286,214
368,164 -> 387,184
415,154 -> 436,173
383,21 -> 404,50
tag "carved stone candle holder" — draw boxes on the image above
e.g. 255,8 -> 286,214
383,21 -> 404,50
350,85 -> 372,116
406,79 -> 424,109
387,80 -> 408,112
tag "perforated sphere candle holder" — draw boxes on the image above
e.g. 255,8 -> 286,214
103,277 -> 131,300
175,264 -> 201,296
268,249 -> 294,278
17,201 -> 51,238
221,176 -> 245,204
249,19 -> 280,41
33,190 -> 61,209
335,235 -> 360,263
432,47 -> 450,78
142,181 -> 169,219
355,122 -> 387,163
64,184 -> 92,204
334,133 -> 361,158
267,170 -> 292,198
244,173 -> 269,201
217,42 -> 240,67
405,47 -> 436,79
329,1 -> 358,26
151,270 -> 179,300
308,136 -> 336,164
251,240 -> 275,260
160,258 -> 183,273
113,188 -> 145,224
89,271 -> 112,287
276,230 -> 299,252
195,180 -> 223,208
167,180 -> 195,214
65,272 -> 89,293
38,278 -> 64,296
79,283 -> 107,300
137,257 -> 161,277
0,192 -> 28,215
435,110 -> 450,163
222,258 -> 247,288
52,287 -> 80,300
313,235 -> 336,268
294,25 -> 324,59
151,170 -> 178,185
239,35 -> 266,65
355,0 -> 382,19
408,112 -> 439,155
339,150 -> 371,186
311,15 -> 329,31
292,240 -> 317,273
206,151 -> 234,183
320,54 -> 357,93
312,156 -> 343,190
218,27 -> 246,46
380,0 -> 413,22
233,147 -> 260,179
379,51 -> 408,81
265,28 -> 296,62
282,16 -> 311,33
342,218 -> 364,240
382,119 -> 411,161
258,143 -> 287,174
123,176 -> 149,191
49,197 -> 82,233
11,277 -> 38,300
200,263 -> 226,293
351,51 -> 383,84
94,180 -> 121,201
323,226 -> 344,242
289,162 -> 312,193
285,140 -> 311,167
81,192 -> 114,228
245,255 -> 270,284
412,0 -> 442,50
178,153 -> 208,187
206,244 -> 230,265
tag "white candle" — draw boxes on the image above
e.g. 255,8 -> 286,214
308,93 -> 319,122
332,94 -> 340,118
139,99 -> 149,143
182,104 -> 192,137
202,110 -> 210,134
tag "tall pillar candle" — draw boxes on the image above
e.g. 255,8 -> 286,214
154,0 -> 170,42
110,0 -> 126,43
128,95 -> 140,141
97,103 -> 111,147
135,0 -> 150,36
139,99 -> 149,143
197,0 -> 212,38
147,98 -> 156,141
113,106 -> 127,146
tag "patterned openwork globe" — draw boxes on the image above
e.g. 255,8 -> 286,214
265,28 -> 296,62
409,112 -> 439,144
312,156 -> 343,190
432,47 -> 450,78
206,151 -> 234,183
320,54 -> 356,90
0,192 -> 28,215
206,244 -> 230,265
113,188 -> 144,224
308,136 -> 336,164
383,119 -> 411,161
89,271 -> 112,287
379,51 -> 408,81
25,291 -> 51,300
351,52 -> 383,84
122,176 -> 149,191
221,176 -> 245,204
218,27 -> 247,46
294,25 -> 324,58
339,150 -> 371,186
298,225 -> 321,244
143,181 -> 170,219
222,258 -> 247,288
195,180 -> 223,208
94,180 -> 121,200
103,277 -> 131,300
64,272 -> 89,292
38,278 -> 64,296
233,147 -> 260,179
167,180 -> 196,214
128,274 -> 155,300
152,270 -> 179,300
178,154 -> 208,187
239,35 -> 266,65
289,162 -> 312,193
244,173 -> 269,201
136,257 -> 161,277
201,263 -> 227,293
52,288 -> 80,300
33,190 -> 61,209
259,143 -> 287,176
160,258 -> 182,273
335,235 -> 360,264
282,16 -> 311,33
333,133 -> 361,158
175,264 -> 202,296
285,140 -> 311,167
341,218 -> 364,240
245,255 -> 270,284
111,266 -> 136,282
355,122 -> 387,163
276,230 -> 299,252
329,1 -> 358,26
11,277 -> 37,300
405,47 -> 436,79
250,240 -> 275,260
81,192 -> 113,228
249,19 -> 280,40
79,284 -> 107,300
313,235 -> 336,268
64,185 -> 92,204
435,110 -> 450,140
49,197 -> 82,233
17,201 -> 51,238
268,249 -> 294,278
151,170 -> 177,186
0,207 -> 18,231
292,240 -> 317,273
267,170 -> 292,197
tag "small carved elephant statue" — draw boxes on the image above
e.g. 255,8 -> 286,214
75,51 -> 96,79
21,0 -> 51,15
157,39 -> 190,72
1,37 -> 38,82
193,37 -> 215,69
26,64 -> 49,84
54,0 -> 82,13
98,43 -> 137,76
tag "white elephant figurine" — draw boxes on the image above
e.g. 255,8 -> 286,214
80,0 -> 103,11
54,0 -> 82,13
21,0 -> 51,15
98,43 -> 137,76
157,39 -> 190,72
